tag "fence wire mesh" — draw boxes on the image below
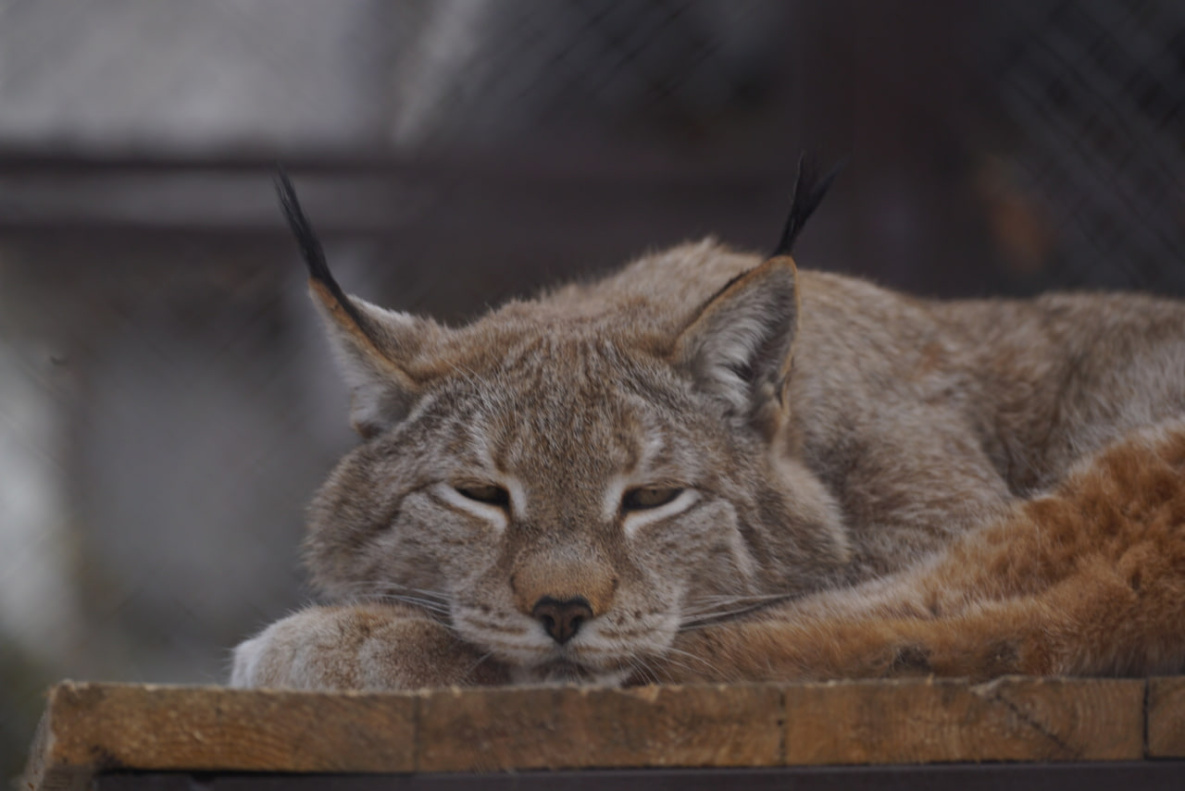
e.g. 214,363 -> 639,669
0,0 -> 1183,781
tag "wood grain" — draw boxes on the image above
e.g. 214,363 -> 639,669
1148,676 -> 1185,758
783,677 -> 1145,765
24,683 -> 415,791
417,683 -> 782,772
23,677 -> 1169,791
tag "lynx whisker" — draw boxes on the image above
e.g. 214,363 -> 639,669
680,601 -> 792,627
378,596 -> 453,615
333,580 -> 452,603
338,592 -> 453,617
678,617 -> 752,632
680,593 -> 795,615
464,650 -> 498,676
684,592 -> 795,606
619,654 -> 656,685
649,645 -> 725,681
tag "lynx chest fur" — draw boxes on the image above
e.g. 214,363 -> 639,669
231,175 -> 1185,689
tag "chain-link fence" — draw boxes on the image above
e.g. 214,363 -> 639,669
1,0 -> 1183,781
985,0 -> 1185,291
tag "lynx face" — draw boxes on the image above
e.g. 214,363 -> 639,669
279,176 -> 849,683
306,304 -> 850,682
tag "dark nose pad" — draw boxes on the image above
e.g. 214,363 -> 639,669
531,596 -> 594,644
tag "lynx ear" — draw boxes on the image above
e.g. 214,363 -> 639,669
770,154 -> 844,258
675,258 -> 798,426
276,172 -> 437,438
675,156 -> 840,430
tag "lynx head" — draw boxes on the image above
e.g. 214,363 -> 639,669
278,163 -> 848,683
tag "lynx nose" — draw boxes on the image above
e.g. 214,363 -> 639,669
531,596 -> 593,644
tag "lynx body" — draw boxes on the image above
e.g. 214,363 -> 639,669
231,179 -> 1185,689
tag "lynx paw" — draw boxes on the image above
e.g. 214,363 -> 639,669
230,604 -> 507,691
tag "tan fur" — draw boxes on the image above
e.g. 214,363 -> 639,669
651,420 -> 1185,682
231,239 -> 1185,690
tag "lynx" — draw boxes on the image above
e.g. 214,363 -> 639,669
231,167 -> 1185,690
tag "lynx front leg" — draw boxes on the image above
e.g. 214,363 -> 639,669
231,604 -> 510,691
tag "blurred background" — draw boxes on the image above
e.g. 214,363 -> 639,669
1,0 -> 1183,780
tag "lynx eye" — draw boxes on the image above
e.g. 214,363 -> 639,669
622,486 -> 684,511
455,483 -> 510,508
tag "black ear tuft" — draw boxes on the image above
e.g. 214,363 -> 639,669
770,155 -> 845,258
274,168 -> 367,330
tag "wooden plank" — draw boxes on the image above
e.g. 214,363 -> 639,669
23,682 -> 416,791
783,677 -> 1146,765
1148,676 -> 1185,758
417,683 -> 782,772
24,677 -> 1165,790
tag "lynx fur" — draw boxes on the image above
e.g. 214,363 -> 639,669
231,173 -> 1185,690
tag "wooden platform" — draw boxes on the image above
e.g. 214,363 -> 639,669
23,677 -> 1185,790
